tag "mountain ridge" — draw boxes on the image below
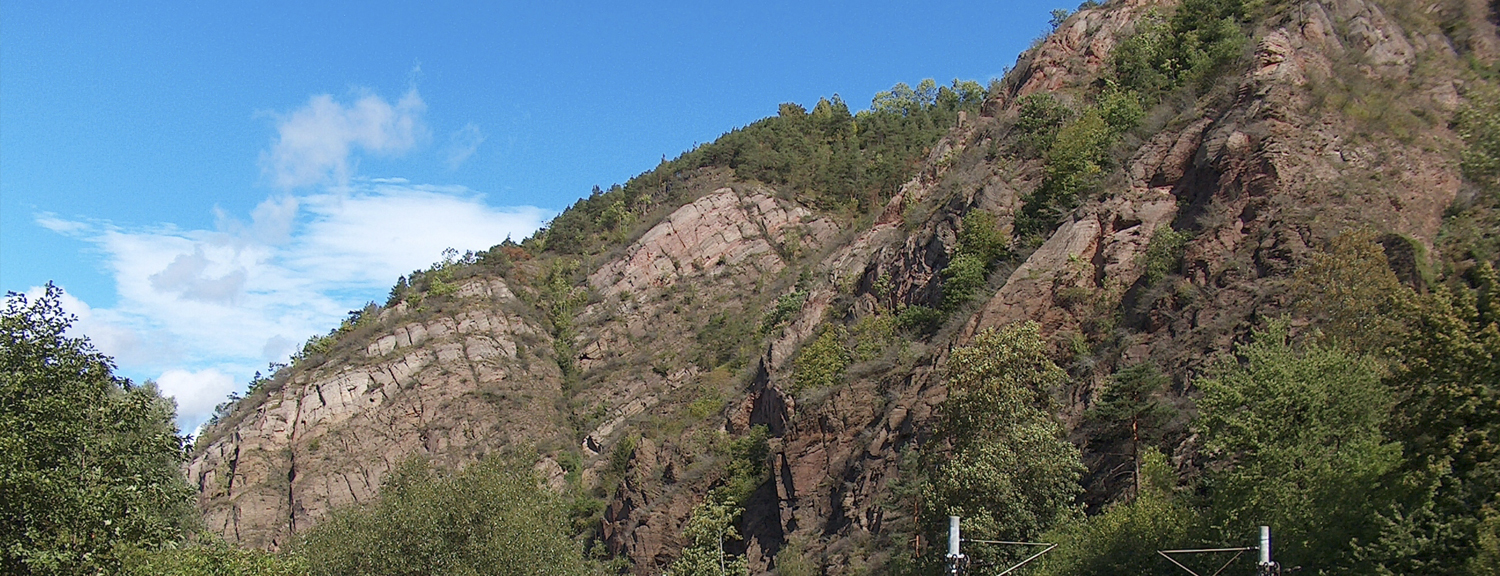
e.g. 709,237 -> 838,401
187,0 -> 1500,573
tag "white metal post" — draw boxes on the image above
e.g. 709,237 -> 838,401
945,516 -> 965,575
1259,526 -> 1271,567
948,516 -> 961,559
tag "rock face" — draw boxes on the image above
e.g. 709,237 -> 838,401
188,0 -> 1493,572
189,278 -> 562,548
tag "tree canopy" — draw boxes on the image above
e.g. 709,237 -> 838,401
1197,320 -> 1401,571
1,284 -> 195,575
295,455 -> 596,576
918,322 -> 1084,572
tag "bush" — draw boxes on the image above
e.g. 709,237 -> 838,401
1113,0 -> 1249,98
1013,94 -> 1072,158
121,539 -> 307,576
849,314 -> 897,362
1139,226 -> 1190,285
791,325 -> 851,394
1015,97 -> 1139,239
696,312 -> 752,370
895,305 -> 944,336
941,210 -> 1010,312
296,456 -> 595,576
941,254 -> 991,313
720,426 -> 771,506
1457,84 -> 1500,191
760,291 -> 807,335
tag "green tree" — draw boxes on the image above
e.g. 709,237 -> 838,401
1197,320 -> 1401,572
940,210 -> 1009,312
1,284 -> 195,575
1037,449 -> 1200,576
121,537 -> 307,576
663,495 -> 748,576
1291,229 -> 1416,355
1361,262 -> 1500,574
1086,363 -> 1176,496
1012,94 -> 1072,159
921,322 -> 1084,571
296,456 -> 594,576
1112,0 -> 1248,97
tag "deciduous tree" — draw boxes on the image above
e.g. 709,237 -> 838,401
1,284 -> 195,575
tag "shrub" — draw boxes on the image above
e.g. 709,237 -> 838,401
1457,84 -> 1500,191
791,325 -> 851,394
1013,94 -> 1072,158
121,539 -> 307,576
296,456 -> 594,576
850,314 -> 897,362
1139,226 -> 1190,285
1016,103 -> 1134,239
1290,229 -> 1415,354
721,426 -> 771,506
607,433 -> 640,479
1114,0 -> 1249,97
941,210 -> 1010,312
760,291 -> 807,335
696,312 -> 752,370
941,254 -> 991,312
895,305 -> 944,335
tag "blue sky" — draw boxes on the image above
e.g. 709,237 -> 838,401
2,0 -> 1070,430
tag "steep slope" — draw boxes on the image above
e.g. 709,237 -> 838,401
188,0 -> 1499,573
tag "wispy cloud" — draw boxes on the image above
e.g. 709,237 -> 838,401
444,123 -> 485,170
37,181 -> 550,432
261,88 -> 429,189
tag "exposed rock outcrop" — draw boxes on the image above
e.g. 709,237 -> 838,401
188,0 -> 1491,573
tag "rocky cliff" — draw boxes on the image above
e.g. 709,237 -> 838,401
188,0 -> 1498,573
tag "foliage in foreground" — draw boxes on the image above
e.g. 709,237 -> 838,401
1,285 -> 196,576
121,538 -> 307,576
903,322 -> 1084,573
1037,449 -> 1199,576
1197,320 -> 1400,572
663,493 -> 749,576
295,456 -> 597,576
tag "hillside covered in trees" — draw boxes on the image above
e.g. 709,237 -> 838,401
5,0 -> 1500,574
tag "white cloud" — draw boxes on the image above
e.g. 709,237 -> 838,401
23,284 -> 166,366
215,195 -> 299,245
444,123 -> 485,170
36,180 -> 550,429
156,368 -> 238,433
261,88 -> 429,189
36,214 -> 89,234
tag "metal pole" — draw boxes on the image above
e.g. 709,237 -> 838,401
1259,526 -> 1271,566
948,516 -> 961,558
946,516 -> 964,575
